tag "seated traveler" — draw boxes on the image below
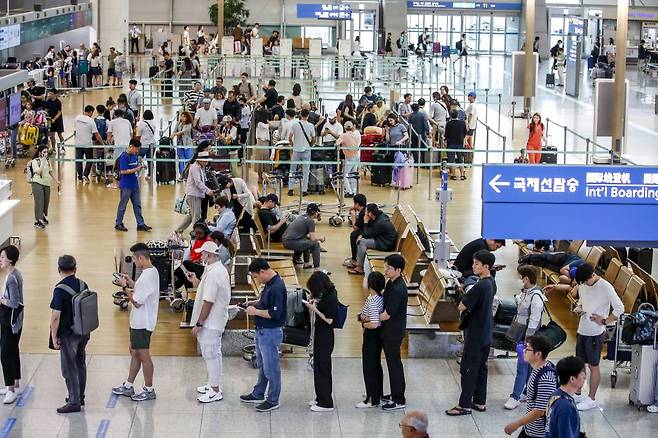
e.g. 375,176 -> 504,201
258,194 -> 288,243
347,204 -> 397,275
454,238 -> 505,278
344,194 -> 367,268
282,203 -> 326,272
174,222 -> 211,290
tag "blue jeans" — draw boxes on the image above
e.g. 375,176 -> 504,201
288,150 -> 311,192
115,187 -> 145,226
252,327 -> 283,404
511,360 -> 531,400
177,145 -> 194,176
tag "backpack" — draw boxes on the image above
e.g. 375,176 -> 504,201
456,40 -> 463,51
396,38 -> 401,49
94,117 -> 108,142
114,152 -> 127,181
57,280 -> 99,335
530,362 -> 557,402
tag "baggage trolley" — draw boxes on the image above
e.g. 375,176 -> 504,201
606,313 -> 633,388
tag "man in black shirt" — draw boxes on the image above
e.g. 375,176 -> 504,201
45,89 -> 64,150
223,90 -> 241,122
379,254 -> 408,411
27,79 -> 46,110
258,194 -> 288,242
445,109 -> 468,180
349,204 -> 398,275
270,96 -> 286,120
162,52 -> 174,98
49,255 -> 90,414
446,249 -> 496,416
454,237 -> 505,278
256,79 -> 278,109
345,194 -> 367,267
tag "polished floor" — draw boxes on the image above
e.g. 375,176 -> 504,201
0,354 -> 654,438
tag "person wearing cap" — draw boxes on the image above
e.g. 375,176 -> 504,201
186,241 -> 231,403
282,203 -> 326,271
127,80 -> 142,120
400,410 -> 430,437
287,109 -> 316,197
218,115 -> 238,146
258,194 -> 289,243
112,242 -> 160,403
374,97 -> 388,123
336,120 -> 361,198
321,112 -> 344,146
211,195 -> 237,238
408,102 -> 430,162
115,139 -> 152,232
194,98 -> 217,131
360,103 -> 378,130
465,92 -> 478,150
222,90 -> 242,123
184,81 -> 204,113
175,151 -> 216,235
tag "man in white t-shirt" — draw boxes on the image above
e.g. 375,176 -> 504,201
321,113 -> 344,144
287,109 -> 316,196
187,241 -> 232,403
194,99 -> 218,130
74,105 -> 104,183
465,92 -> 478,150
107,109 -> 134,161
570,263 -> 623,411
112,242 -> 161,402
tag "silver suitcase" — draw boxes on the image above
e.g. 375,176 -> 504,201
629,344 -> 658,409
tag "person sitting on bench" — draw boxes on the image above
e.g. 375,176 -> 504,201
282,203 -> 326,272
348,204 -> 397,275
259,193 -> 289,243
454,238 -> 505,278
344,194 -> 367,268
519,250 -> 585,295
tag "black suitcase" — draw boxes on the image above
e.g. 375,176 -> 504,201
540,146 -> 558,164
494,298 -> 517,325
546,73 -> 555,87
149,66 -> 159,78
371,152 -> 392,186
492,323 -> 516,352
156,147 -> 176,184
629,248 -> 653,274
282,326 -> 310,347
308,165 -> 326,194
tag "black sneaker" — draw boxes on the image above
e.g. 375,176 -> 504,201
302,192 -> 309,196
34,221 -> 45,229
382,401 -> 405,411
292,258 -> 304,266
41,216 -> 49,224
137,224 -> 152,231
240,393 -> 265,404
115,224 -> 128,232
255,400 -> 279,412
65,397 -> 85,406
287,190 -> 294,196
56,403 -> 81,414
381,394 -> 392,403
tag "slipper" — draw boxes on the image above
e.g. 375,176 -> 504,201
445,406 -> 472,416
472,405 -> 486,412
348,269 -> 364,275
450,176 -> 458,180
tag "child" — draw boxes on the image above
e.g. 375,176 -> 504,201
20,101 -> 35,126
514,148 -> 529,164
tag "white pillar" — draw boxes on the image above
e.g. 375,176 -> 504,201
93,0 -> 129,54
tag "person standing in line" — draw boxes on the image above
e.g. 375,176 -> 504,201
408,102 -> 429,163
446,249 -> 496,416
112,243 -> 160,402
74,105 -> 105,183
444,109 -> 467,181
127,80 -> 142,121
175,150 -> 215,235
465,91 -> 478,150
107,109 -> 135,188
49,255 -> 89,413
356,271 -> 385,409
525,113 -> 544,165
45,88 -> 64,151
130,25 -> 141,53
385,32 -> 393,56
398,31 -> 408,57
570,263 -> 623,411
173,111 -> 195,178
379,254 -> 408,411
287,109 -> 316,197
114,139 -> 152,232
29,145 -> 59,229
533,36 -> 541,62
305,271 -> 339,412
0,245 -> 23,404
336,120 -> 361,198
504,335 -> 558,437
186,241 -> 231,403
135,110 -> 157,179
240,259 -> 287,412
429,91 -> 448,147
545,356 -> 586,438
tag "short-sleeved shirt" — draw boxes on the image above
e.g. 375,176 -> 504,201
524,361 -> 558,438
381,276 -> 408,341
191,261 -> 231,331
45,98 -> 63,125
127,89 -> 142,112
316,289 -> 339,334
445,119 -> 468,147
545,389 -> 581,438
460,276 -> 496,347
28,86 -> 46,110
290,120 -> 315,152
362,294 -> 384,327
118,152 -> 140,190
195,107 -> 217,127
354,208 -> 366,230
466,102 -> 478,130
388,123 -> 407,145
264,88 -> 278,109
454,238 -> 488,275
108,118 -> 134,148
259,208 -> 286,242
130,267 -> 160,332
50,275 -> 87,338
138,120 -> 157,145
282,214 -> 315,242
255,274 -> 287,329
74,114 -> 98,146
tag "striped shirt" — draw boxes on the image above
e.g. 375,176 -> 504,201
362,294 -> 384,326
184,90 -> 204,112
524,361 -> 558,438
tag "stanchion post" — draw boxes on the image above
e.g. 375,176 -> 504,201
585,138 -> 590,165
485,126 -> 490,163
563,126 -> 568,164
242,143 -> 248,181
497,93 -> 502,133
484,88 -> 489,123
545,118 -> 550,139
511,101 -> 516,140
502,136 -> 507,164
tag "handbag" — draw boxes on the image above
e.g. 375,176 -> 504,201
506,289 -> 542,343
536,302 -> 567,351
174,194 -> 189,215
333,301 -> 349,329
0,303 -> 23,328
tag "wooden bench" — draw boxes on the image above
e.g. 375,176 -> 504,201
367,205 -> 412,259
407,206 -> 461,261
406,262 -> 445,330
252,207 -> 295,257
249,258 -> 301,296
628,259 -> 658,309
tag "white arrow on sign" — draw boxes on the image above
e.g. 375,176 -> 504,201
489,174 -> 510,193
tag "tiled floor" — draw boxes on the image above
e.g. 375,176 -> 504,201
0,353 -> 656,437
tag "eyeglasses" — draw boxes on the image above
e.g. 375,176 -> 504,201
398,423 -> 414,430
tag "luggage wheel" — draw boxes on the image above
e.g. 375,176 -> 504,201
610,371 -> 617,388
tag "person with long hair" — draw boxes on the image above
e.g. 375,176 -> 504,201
0,245 -> 23,404
304,271 -> 339,412
337,94 -> 356,124
254,108 -> 271,183
290,83 -> 304,110
173,111 -> 194,177
209,231 -> 235,267
29,145 -> 59,229
356,271 -> 385,408
526,113 -> 544,164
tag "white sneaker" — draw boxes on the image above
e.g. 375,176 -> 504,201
310,404 -> 334,412
647,404 -> 658,413
573,393 -> 588,404
0,387 -> 21,396
519,394 -> 527,403
576,397 -> 599,411
504,397 -> 520,410
3,391 -> 17,404
197,385 -> 211,394
309,400 -> 317,406
197,389 -> 223,403
355,400 -> 379,409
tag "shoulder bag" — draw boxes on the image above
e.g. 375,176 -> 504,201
506,288 -> 542,343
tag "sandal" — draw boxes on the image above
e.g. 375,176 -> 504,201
445,406 -> 472,416
472,404 -> 486,412
450,175 -> 458,180
460,175 -> 467,180
348,268 -> 364,275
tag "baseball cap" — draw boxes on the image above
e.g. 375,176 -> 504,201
344,121 -> 354,130
197,151 -> 211,161
306,203 -> 320,215
222,115 -> 233,123
203,98 -> 211,104
266,193 -> 279,205
203,87 -> 211,93
468,91 -> 477,98
195,241 -> 220,255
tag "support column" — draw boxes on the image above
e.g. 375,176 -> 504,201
94,0 -> 129,54
611,0 -> 628,158
524,0 -> 535,114
217,0 -> 224,39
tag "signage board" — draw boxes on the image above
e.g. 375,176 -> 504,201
481,164 -> 658,245
565,17 -> 583,97
407,1 -> 522,11
297,4 -> 352,20
0,25 -> 20,50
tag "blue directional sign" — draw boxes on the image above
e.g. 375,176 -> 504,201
482,164 -> 658,245
297,4 -> 352,20
407,1 -> 523,11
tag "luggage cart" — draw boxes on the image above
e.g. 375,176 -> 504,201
607,313 -> 633,388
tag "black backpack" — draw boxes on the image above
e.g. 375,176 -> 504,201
456,40 -> 463,51
396,38 -> 401,49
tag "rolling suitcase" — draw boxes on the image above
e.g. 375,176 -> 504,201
149,66 -> 160,78
629,344 -> 658,408
540,146 -> 558,164
545,73 -> 555,87
492,323 -> 516,351
156,147 -> 176,184
629,248 -> 653,274
308,165 -> 326,194
494,298 -> 517,325
371,152 -> 392,186
587,56 -> 596,70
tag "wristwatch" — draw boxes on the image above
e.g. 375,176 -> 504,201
196,322 -> 203,327
601,318 -> 607,325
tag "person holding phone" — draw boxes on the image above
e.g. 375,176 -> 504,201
29,145 -> 59,229
0,245 -> 23,404
304,271 -> 338,412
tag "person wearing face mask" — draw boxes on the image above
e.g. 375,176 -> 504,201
28,145 -> 59,229
550,40 -> 563,71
